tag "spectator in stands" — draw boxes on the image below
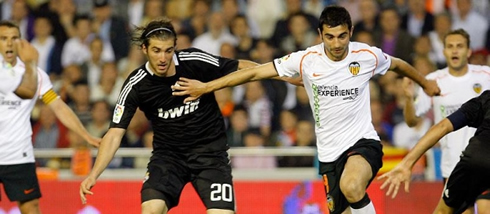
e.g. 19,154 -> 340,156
180,0 -> 211,40
10,0 -> 34,41
31,15 -> 63,77
68,81 -> 92,125
230,14 -> 258,60
452,0 -> 488,50
140,0 -> 164,27
374,6 -> 416,63
89,62 -> 124,107
400,0 -> 435,37
353,0 -> 379,37
86,100 -> 111,139
231,131 -> 277,169
428,12 -> 452,69
82,37 -> 105,88
227,105 -> 250,147
280,12 -> 318,54
61,14 -> 94,67
243,81 -> 272,138
192,11 -> 237,55
91,0 -> 130,61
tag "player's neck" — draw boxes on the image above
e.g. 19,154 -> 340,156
448,64 -> 468,77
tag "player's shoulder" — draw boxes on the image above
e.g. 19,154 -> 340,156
426,68 -> 448,80
468,64 -> 490,74
176,48 -> 219,66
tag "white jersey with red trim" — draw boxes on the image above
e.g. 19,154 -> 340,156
0,58 -> 53,164
414,64 -> 490,177
273,42 -> 391,162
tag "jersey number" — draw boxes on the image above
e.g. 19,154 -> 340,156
210,183 -> 233,202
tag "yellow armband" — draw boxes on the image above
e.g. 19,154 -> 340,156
41,89 -> 59,105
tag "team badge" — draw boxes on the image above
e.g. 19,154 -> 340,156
327,194 -> 335,212
348,62 -> 360,76
473,83 -> 482,94
113,104 -> 125,123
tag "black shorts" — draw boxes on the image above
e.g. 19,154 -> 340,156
318,139 -> 383,214
443,159 -> 490,213
0,163 -> 41,202
141,150 -> 234,211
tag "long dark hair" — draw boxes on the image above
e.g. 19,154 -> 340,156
130,17 -> 177,48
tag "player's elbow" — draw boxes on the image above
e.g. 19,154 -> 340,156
14,88 -> 36,99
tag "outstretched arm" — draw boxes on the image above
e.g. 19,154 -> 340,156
389,57 -> 440,96
48,98 -> 101,147
172,62 -> 279,102
378,118 -> 454,198
80,128 -> 126,204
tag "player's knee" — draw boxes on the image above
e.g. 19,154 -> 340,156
339,179 -> 365,202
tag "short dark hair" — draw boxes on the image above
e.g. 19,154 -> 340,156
131,17 -> 177,48
318,6 -> 352,33
444,29 -> 471,48
0,20 -> 21,37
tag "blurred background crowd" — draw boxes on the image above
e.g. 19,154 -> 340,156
6,0 -> 489,172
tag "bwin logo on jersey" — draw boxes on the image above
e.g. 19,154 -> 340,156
348,62 -> 360,76
158,99 -> 200,119
473,83 -> 482,94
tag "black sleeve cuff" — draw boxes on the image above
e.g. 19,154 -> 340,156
447,109 -> 468,131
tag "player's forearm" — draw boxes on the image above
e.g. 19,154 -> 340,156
390,58 -> 428,89
403,97 -> 419,127
400,119 -> 453,169
49,99 -> 92,141
14,63 -> 38,99
237,59 -> 259,70
89,130 -> 124,179
206,62 -> 278,93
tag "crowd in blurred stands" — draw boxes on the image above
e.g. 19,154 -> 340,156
6,0 -> 489,171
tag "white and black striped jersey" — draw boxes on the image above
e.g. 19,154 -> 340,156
111,48 -> 239,153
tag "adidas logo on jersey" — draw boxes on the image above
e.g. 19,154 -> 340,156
158,99 -> 200,119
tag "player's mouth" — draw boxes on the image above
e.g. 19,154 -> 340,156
450,56 -> 459,63
157,63 -> 166,70
5,50 -> 14,58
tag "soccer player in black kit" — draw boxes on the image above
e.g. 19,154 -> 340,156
379,90 -> 490,214
79,18 -> 258,214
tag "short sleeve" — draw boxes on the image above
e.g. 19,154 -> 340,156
37,68 -> 54,97
110,77 -> 139,129
0,65 -> 22,94
455,91 -> 488,128
371,47 -> 391,76
273,51 -> 305,77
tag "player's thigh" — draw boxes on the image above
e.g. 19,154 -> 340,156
141,199 -> 167,214
341,155 -> 372,193
191,154 -> 235,211
141,158 -> 189,210
0,163 -> 41,202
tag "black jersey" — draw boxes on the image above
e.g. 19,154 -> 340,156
110,48 -> 239,153
454,90 -> 490,141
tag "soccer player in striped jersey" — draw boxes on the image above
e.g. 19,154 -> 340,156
79,18 -> 259,214
0,20 -> 100,214
401,29 -> 490,214
172,6 -> 440,214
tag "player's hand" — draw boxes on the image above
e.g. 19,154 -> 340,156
402,77 -> 415,98
80,176 -> 96,204
422,79 -> 440,97
15,39 -> 39,65
86,135 -> 102,148
377,164 -> 412,199
171,77 -> 207,103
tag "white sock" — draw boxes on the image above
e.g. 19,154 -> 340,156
350,201 -> 375,214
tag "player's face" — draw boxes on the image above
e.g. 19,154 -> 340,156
318,24 -> 352,61
0,26 -> 20,65
142,38 -> 176,77
443,34 -> 471,71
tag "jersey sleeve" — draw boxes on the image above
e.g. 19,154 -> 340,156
37,68 -> 54,96
450,90 -> 490,129
370,46 -> 391,76
110,77 -> 140,129
272,51 -> 304,77
0,65 -> 22,94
